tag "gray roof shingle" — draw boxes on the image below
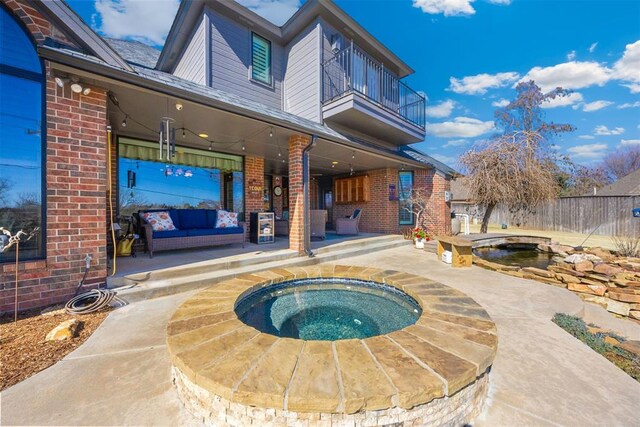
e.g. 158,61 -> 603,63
104,38 -> 160,68
594,169 -> 640,196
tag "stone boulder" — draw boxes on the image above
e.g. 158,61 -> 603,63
585,247 -> 614,262
45,319 -> 80,341
574,261 -> 594,273
607,300 -> 631,316
564,253 -> 602,264
593,263 -> 623,277
522,267 -> 555,279
567,282 -> 607,296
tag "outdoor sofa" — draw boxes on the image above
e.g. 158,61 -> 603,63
139,209 -> 245,258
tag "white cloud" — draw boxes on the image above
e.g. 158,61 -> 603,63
618,101 -> 640,109
93,0 -> 179,45
622,83 -> 640,93
567,50 -> 576,61
619,139 -> 640,147
426,117 -> 495,138
449,72 -> 520,95
541,92 -> 583,109
589,42 -> 598,53
425,100 -> 456,118
431,153 -> 458,165
519,61 -> 612,92
235,0 -> 300,25
613,40 -> 640,85
582,100 -> 614,112
578,135 -> 595,140
412,0 -> 476,16
567,143 -> 609,159
491,98 -> 510,107
594,125 -> 625,135
443,139 -> 468,148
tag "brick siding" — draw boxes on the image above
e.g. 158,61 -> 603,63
243,156 -> 264,239
288,135 -> 309,253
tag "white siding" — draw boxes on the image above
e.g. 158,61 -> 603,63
284,20 -> 321,122
207,8 -> 283,110
173,17 -> 206,85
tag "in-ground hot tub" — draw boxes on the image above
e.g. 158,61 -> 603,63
167,265 -> 497,426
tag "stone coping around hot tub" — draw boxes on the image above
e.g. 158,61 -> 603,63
166,265 -> 498,414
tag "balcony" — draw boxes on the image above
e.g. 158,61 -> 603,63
322,43 -> 426,145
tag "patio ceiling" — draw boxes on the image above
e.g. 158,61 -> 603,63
99,80 -> 426,177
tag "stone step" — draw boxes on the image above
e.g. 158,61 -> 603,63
113,236 -> 409,303
120,234 -> 403,285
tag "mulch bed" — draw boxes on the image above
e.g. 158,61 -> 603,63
0,306 -> 111,391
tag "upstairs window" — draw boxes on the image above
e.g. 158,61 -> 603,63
251,32 -> 272,85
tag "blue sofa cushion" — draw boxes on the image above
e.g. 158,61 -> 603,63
178,209 -> 209,229
187,228 -> 217,237
153,230 -> 189,239
206,210 -> 218,228
213,226 -> 244,235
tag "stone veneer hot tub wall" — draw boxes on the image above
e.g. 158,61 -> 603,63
166,265 -> 498,426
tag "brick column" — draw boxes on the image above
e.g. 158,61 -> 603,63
288,135 -> 309,254
243,156 -> 264,239
272,175 -> 283,218
415,169 -> 451,236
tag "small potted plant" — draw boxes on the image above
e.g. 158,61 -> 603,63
413,227 -> 427,249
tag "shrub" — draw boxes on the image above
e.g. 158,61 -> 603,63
611,235 -> 640,258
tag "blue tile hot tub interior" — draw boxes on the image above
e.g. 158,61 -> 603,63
234,278 -> 422,340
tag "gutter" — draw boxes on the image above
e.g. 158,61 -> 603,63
303,135 -> 318,257
39,46 -> 427,170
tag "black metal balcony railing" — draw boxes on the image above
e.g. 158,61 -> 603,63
322,43 -> 426,129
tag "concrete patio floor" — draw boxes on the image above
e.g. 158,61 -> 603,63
2,245 -> 639,426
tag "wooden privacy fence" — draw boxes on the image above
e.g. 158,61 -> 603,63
488,196 -> 640,236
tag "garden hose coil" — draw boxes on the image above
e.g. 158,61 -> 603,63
65,289 -> 126,315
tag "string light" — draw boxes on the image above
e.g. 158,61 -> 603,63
121,115 -> 127,127
208,142 -> 213,151
182,128 -> 186,139
269,127 -> 274,138
352,151 -> 355,159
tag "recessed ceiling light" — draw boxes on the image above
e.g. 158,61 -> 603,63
331,161 -> 339,165
198,133 -> 209,138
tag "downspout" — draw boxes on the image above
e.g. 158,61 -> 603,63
303,135 -> 318,257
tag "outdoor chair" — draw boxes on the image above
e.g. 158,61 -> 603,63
336,209 -> 362,235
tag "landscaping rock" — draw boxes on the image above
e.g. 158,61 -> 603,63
629,311 -> 640,320
564,254 -> 587,264
555,273 -> 581,284
550,244 -> 575,255
522,267 -> 554,279
45,319 -> 81,341
574,261 -> 594,272
567,282 -> 607,296
582,295 -> 609,308
522,274 -> 565,287
585,247 -> 614,262
608,290 -> 640,304
548,265 -> 585,277
583,273 -> 611,283
606,300 -> 631,316
593,263 -> 623,276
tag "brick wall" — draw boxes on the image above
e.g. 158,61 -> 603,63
288,135 -> 309,253
0,2 -> 109,313
243,156 -> 264,238
332,168 -> 452,236
0,74 -> 109,313
332,168 -> 400,234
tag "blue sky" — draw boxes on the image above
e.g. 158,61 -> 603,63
66,0 -> 640,169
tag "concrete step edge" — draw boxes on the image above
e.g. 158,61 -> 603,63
114,238 -> 410,304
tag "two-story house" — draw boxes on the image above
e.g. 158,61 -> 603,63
0,0 -> 454,312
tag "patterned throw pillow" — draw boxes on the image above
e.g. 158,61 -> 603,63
216,210 -> 238,228
141,211 -> 177,232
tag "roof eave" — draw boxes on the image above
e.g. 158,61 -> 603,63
39,46 -> 425,169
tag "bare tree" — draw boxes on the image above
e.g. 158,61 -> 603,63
601,146 -> 640,181
401,189 -> 432,230
461,81 -> 575,233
